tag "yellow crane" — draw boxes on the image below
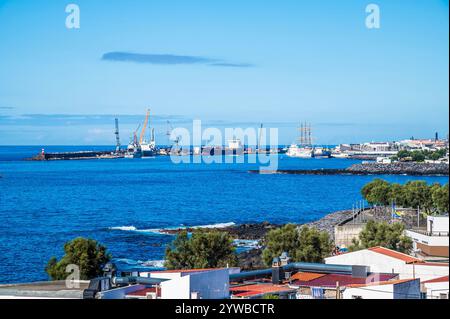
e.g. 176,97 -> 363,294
139,109 -> 150,145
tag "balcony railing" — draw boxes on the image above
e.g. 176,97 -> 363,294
409,228 -> 449,237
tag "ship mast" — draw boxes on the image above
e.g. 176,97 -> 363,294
298,122 -> 313,147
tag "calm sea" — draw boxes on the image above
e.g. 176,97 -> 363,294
0,146 -> 448,283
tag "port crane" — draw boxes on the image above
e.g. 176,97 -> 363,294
132,123 -> 141,145
139,109 -> 150,145
166,120 -> 181,148
114,118 -> 121,153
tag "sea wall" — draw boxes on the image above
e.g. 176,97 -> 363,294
347,162 -> 449,175
252,162 -> 449,176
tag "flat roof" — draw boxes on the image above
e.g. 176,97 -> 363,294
0,280 -> 89,299
150,268 -> 221,274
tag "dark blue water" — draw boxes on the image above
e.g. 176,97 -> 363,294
0,146 -> 448,284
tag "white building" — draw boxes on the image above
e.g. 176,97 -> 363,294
228,139 -> 242,150
342,278 -> 421,299
142,268 -> 238,299
405,216 -> 449,258
325,246 -> 449,281
97,268 -> 239,300
421,276 -> 449,299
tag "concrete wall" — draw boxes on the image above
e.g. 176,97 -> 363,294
411,264 -> 449,281
405,230 -> 449,257
334,224 -> 365,248
325,249 -> 449,281
423,281 -> 449,299
343,284 -> 394,299
158,269 -> 230,299
325,250 -> 404,274
342,280 -> 420,299
160,275 -> 190,299
428,216 -> 449,233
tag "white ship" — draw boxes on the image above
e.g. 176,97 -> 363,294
286,122 -> 331,158
286,144 -> 314,158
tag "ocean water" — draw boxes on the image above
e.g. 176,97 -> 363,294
0,146 -> 448,284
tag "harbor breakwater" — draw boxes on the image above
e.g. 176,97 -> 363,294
251,162 -> 449,176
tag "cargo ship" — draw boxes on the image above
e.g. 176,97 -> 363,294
125,109 -> 157,158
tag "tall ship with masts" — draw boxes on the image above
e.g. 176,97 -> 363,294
286,122 -> 331,158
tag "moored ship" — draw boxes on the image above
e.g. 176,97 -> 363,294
286,122 -> 331,158
125,109 -> 157,158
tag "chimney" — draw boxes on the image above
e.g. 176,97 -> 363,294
272,257 -> 282,284
279,252 -> 291,266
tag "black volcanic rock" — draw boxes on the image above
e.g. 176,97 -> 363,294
250,162 -> 449,176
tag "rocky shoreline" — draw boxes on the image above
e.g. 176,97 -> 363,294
228,210 -> 358,269
250,162 -> 449,176
347,162 -> 449,175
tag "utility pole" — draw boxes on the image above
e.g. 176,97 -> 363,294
352,204 -> 355,224
257,123 -> 263,152
336,281 -> 340,299
417,205 -> 420,228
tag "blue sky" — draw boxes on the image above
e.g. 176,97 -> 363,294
0,0 -> 448,145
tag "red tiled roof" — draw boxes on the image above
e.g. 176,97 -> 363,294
347,278 -> 416,288
291,273 -> 398,288
230,284 -> 295,297
422,276 -> 449,284
290,272 -> 326,282
415,262 -> 449,267
368,247 -> 423,264
127,287 -> 160,297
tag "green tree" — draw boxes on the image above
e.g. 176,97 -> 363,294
262,225 -> 333,266
164,230 -> 237,270
388,183 -> 406,207
46,237 -> 111,280
410,151 -> 426,162
396,150 -> 411,159
349,220 -> 412,253
432,184 -> 449,214
361,179 -> 391,206
403,181 -> 433,212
